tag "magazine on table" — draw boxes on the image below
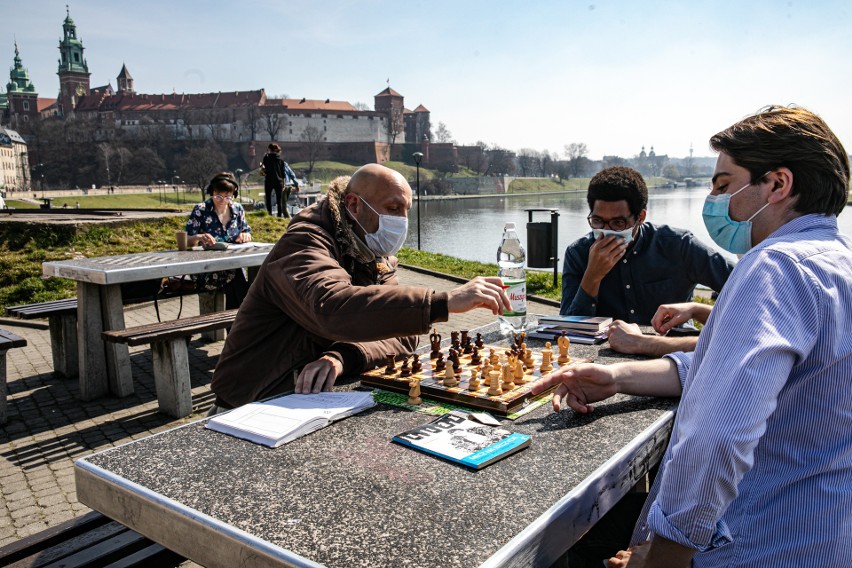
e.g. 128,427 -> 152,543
206,391 -> 376,448
392,410 -> 531,469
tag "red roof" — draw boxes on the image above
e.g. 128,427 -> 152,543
37,98 -> 57,112
74,90 -> 265,112
375,87 -> 402,97
266,98 -> 357,112
413,104 -> 429,112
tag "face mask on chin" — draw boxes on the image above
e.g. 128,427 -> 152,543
348,195 -> 408,256
592,226 -> 635,244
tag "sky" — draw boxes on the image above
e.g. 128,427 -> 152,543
3,0 -> 852,160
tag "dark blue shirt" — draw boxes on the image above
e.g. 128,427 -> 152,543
560,223 -> 735,324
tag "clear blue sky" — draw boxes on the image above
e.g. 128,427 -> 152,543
4,0 -> 851,160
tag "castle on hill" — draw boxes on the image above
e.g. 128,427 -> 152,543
0,7 -> 438,173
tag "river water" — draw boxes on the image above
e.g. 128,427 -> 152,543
404,188 -> 852,266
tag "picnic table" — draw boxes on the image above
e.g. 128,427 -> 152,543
75,322 -> 676,567
42,244 -> 273,401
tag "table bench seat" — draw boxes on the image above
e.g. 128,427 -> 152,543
6,299 -> 78,378
0,511 -> 187,568
1,328 -> 27,424
102,310 -> 237,418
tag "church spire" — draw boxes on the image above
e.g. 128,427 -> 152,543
7,41 -> 37,94
57,7 -> 91,119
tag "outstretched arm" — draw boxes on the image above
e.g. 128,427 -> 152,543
607,320 -> 699,356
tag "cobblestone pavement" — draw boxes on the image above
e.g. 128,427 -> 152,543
0,267 -> 559,547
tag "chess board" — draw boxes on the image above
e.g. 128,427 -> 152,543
360,343 -> 589,416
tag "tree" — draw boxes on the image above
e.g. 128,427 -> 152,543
433,121 -> 454,144
516,148 -> 541,177
662,163 -> 680,180
387,108 -> 404,145
564,142 -> 589,178
262,108 -> 282,141
300,126 -> 324,177
127,147 -> 165,183
353,102 -> 371,111
243,104 -> 260,142
487,146 -> 515,176
178,143 -> 227,191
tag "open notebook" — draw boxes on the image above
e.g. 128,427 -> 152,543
206,391 -> 376,447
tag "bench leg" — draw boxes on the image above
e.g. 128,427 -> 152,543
0,349 -> 7,424
151,339 -> 192,418
49,313 -> 79,379
102,284 -> 134,397
78,282 -> 109,400
198,293 -> 226,342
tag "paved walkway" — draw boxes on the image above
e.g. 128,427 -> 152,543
0,267 -> 559,548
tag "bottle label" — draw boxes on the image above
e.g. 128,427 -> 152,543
502,278 -> 526,316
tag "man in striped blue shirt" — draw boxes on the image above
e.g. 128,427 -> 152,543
536,106 -> 852,567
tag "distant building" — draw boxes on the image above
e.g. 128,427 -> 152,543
0,126 -> 30,194
0,8 -> 436,169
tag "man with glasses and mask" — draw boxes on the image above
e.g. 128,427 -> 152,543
209,163 -> 512,412
560,166 -> 734,356
538,106 -> 852,567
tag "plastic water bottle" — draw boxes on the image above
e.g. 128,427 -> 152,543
497,222 -> 527,333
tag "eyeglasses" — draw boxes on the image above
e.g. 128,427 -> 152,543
587,214 -> 634,231
212,194 -> 233,202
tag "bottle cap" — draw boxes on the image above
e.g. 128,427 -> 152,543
504,222 -> 516,231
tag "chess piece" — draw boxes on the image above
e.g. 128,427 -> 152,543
411,355 -> 422,374
501,362 -> 515,391
480,361 -> 491,380
444,365 -> 458,387
475,333 -> 484,349
523,344 -> 534,368
468,367 -> 481,391
385,354 -> 396,374
407,378 -> 422,405
449,348 -> 462,373
489,349 -> 499,366
430,329 -> 442,359
461,330 -> 471,353
487,368 -> 503,396
540,342 -> 553,373
399,357 -> 411,377
451,331 -> 460,350
435,353 -> 446,372
470,347 -> 481,366
513,358 -> 525,383
558,333 -> 571,365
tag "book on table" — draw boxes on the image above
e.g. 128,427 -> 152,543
205,391 -> 376,448
536,315 -> 613,332
392,410 -> 531,469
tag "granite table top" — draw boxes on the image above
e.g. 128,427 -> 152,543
75,323 -> 677,568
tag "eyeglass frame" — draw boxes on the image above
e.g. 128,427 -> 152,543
212,193 -> 234,202
586,213 -> 636,231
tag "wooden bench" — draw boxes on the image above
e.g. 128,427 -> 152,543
6,298 -> 78,378
1,328 -> 28,425
102,310 -> 238,418
0,510 -> 188,567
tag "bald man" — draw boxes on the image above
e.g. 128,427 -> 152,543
210,164 -> 511,411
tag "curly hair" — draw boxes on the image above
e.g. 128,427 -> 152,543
710,105 -> 850,216
586,166 -> 648,218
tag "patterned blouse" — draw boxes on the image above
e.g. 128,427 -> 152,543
184,199 -> 252,292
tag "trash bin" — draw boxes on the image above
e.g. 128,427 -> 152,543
527,222 -> 553,268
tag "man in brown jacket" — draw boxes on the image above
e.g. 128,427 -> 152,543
210,164 -> 511,410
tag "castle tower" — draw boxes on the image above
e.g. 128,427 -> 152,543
56,6 -> 90,118
5,42 -> 39,129
374,85 -> 405,144
116,63 -> 134,94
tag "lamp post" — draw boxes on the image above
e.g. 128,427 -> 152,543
413,152 -> 423,250
172,173 -> 180,204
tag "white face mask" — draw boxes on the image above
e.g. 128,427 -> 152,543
592,226 -> 635,244
349,195 -> 408,256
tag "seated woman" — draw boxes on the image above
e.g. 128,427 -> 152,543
185,172 -> 252,309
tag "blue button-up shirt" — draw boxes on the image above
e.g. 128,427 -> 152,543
635,214 -> 852,566
560,223 -> 734,324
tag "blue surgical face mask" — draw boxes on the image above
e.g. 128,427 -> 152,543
702,173 -> 771,254
348,195 -> 408,256
592,227 -> 635,244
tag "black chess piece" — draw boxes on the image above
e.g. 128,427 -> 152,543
451,331 -> 461,350
470,347 -> 481,366
435,353 -> 446,372
411,355 -> 422,374
400,356 -> 411,377
448,348 -> 461,373
475,333 -> 484,349
385,354 -> 396,374
430,328 -> 441,359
